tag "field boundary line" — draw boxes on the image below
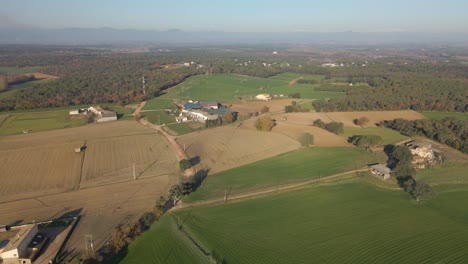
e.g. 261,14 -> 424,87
176,168 -> 369,210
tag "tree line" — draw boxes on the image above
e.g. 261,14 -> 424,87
381,118 -> 468,154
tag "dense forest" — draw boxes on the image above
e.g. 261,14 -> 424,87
313,63 -> 468,113
381,118 -> 468,154
0,46 -> 467,112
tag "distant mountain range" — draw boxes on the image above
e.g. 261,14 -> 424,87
1,27 -> 467,45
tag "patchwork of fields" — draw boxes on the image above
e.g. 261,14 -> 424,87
0,121 -> 179,201
0,111 -> 87,136
148,73 -> 345,104
183,146 -> 378,203
123,179 -> 468,264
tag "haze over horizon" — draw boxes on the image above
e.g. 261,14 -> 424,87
2,0 -> 468,33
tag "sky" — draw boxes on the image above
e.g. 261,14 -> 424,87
2,0 -> 468,32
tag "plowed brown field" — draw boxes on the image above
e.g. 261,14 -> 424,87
176,125 -> 301,174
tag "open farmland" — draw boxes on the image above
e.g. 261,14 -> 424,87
176,125 -> 301,174
160,73 -> 345,101
270,110 -> 426,127
124,180 -> 468,264
0,120 -> 178,201
228,98 -> 302,115
0,142 -> 82,202
0,66 -> 43,74
0,110 -> 87,135
418,111 -> 468,121
81,134 -> 178,188
184,146 -> 376,203
0,120 -> 180,253
272,122 -> 351,146
343,127 -> 409,144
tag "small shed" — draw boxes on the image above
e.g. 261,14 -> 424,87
69,110 -> 79,115
369,164 -> 391,180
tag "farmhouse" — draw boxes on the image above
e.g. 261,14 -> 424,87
255,94 -> 271,101
0,224 -> 48,264
200,101 -> 220,109
88,106 -> 117,123
405,140 -> 436,168
369,164 -> 391,180
69,109 -> 79,115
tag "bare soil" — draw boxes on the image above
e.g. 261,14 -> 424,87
227,99 -> 302,116
0,120 -> 180,253
269,110 -> 426,127
176,125 -> 301,174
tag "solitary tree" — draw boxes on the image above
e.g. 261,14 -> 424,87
255,117 -> 275,131
179,159 -> 192,171
354,116 -> 370,127
260,106 -> 269,114
298,132 -> 314,147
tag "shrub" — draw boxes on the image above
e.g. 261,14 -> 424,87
179,159 -> 192,171
255,117 -> 275,131
298,133 -> 314,147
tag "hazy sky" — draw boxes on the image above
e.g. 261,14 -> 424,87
2,0 -> 468,32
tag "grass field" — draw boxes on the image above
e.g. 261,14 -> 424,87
184,146 -> 378,203
142,98 -> 176,111
415,163 -> 468,186
107,105 -> 134,120
142,111 -> 175,125
343,127 -> 409,144
160,73 -> 345,101
0,111 -> 87,135
124,179 -> 468,264
418,111 -> 468,121
167,122 -> 193,135
0,66 -> 43,74
121,216 -> 207,264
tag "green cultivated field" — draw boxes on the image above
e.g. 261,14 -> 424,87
167,122 -> 193,135
142,98 -> 176,110
0,111 -> 87,135
0,66 -> 43,74
160,73 -> 344,101
418,111 -> 468,121
142,111 -> 174,125
123,180 -> 468,264
184,147 -> 378,203
344,127 -> 409,144
121,216 -> 206,264
416,164 -> 468,185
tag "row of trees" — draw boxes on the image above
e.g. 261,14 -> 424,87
313,119 -> 344,134
381,118 -> 468,154
389,145 -> 434,201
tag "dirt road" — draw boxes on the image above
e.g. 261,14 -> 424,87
175,168 -> 368,210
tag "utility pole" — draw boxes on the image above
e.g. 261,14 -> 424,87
142,75 -> 146,95
133,163 -> 136,181
224,189 -> 227,203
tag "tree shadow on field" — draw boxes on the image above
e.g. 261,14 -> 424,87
8,220 -> 23,226
189,156 -> 201,166
192,168 -> 210,191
